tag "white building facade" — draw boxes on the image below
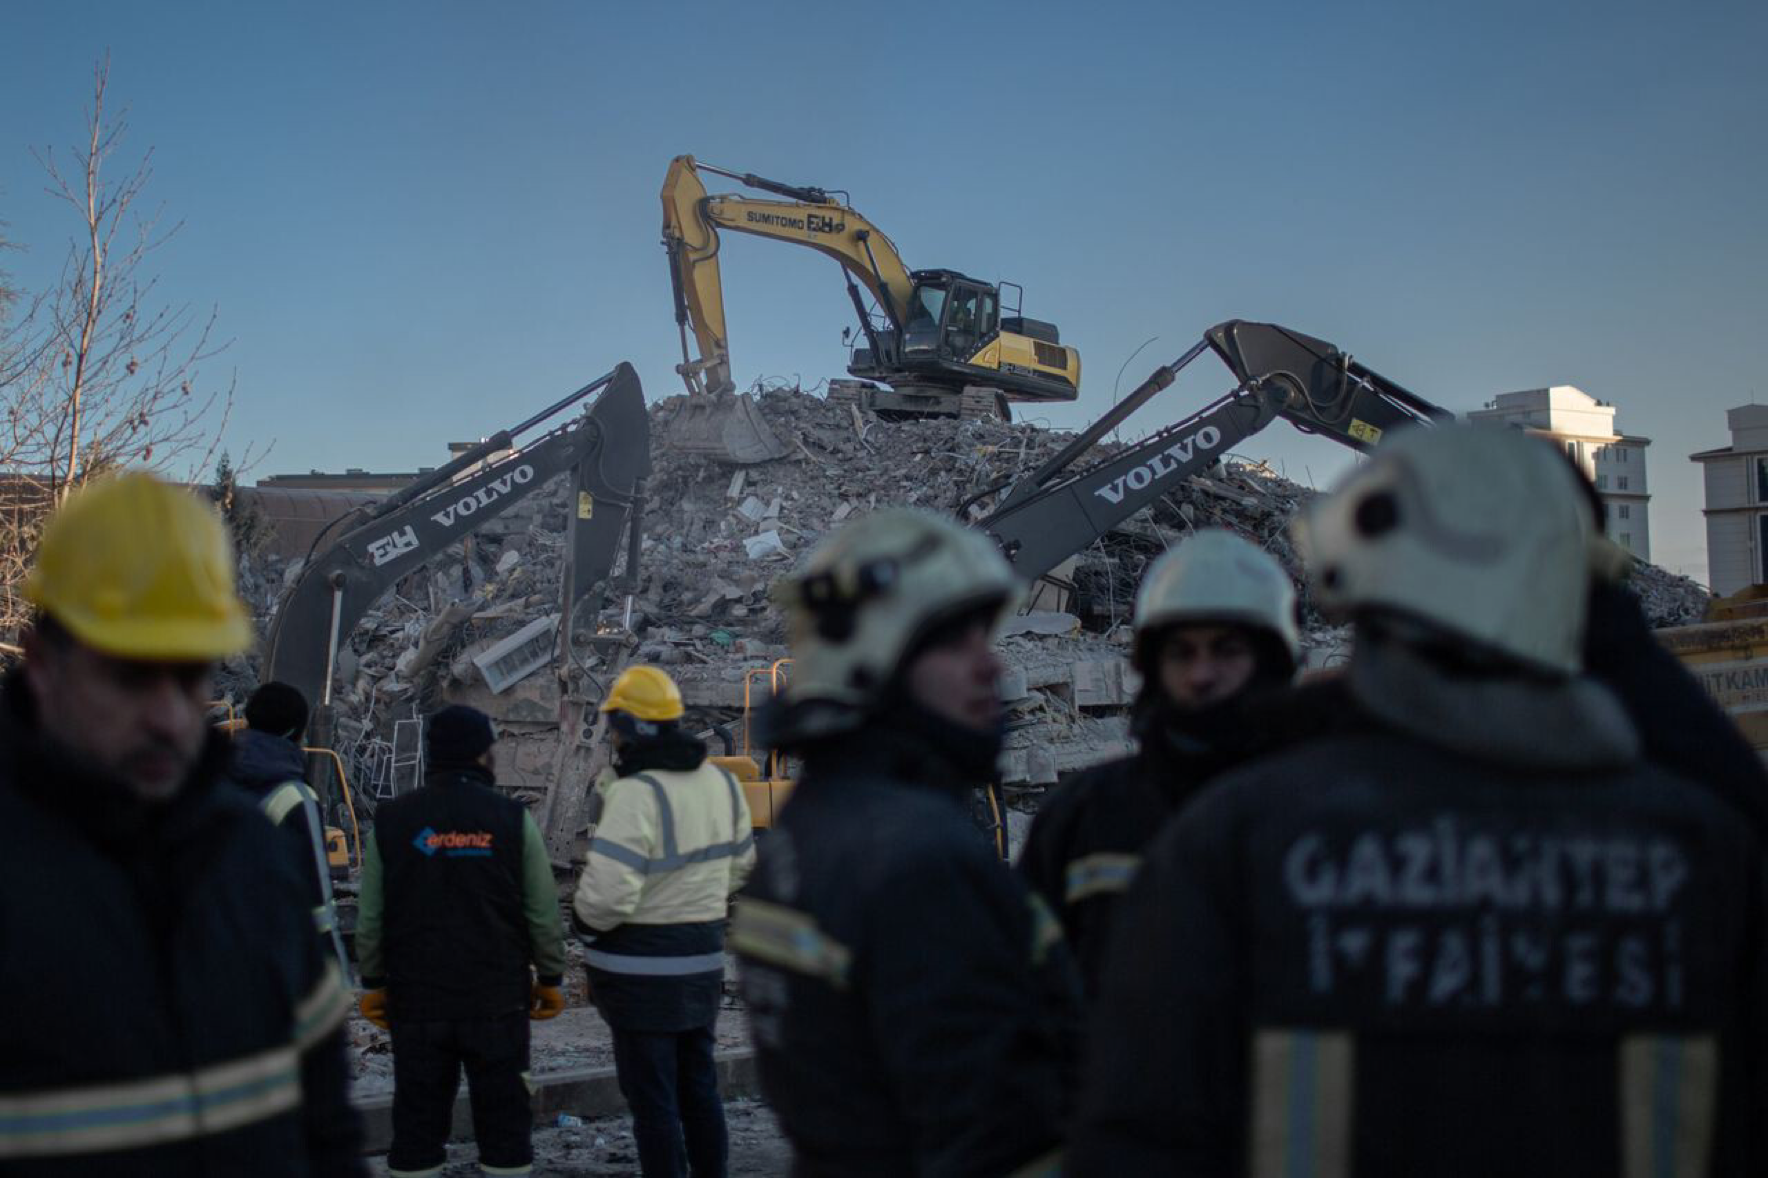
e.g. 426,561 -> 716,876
1467,386 -> 1651,560
1691,405 -> 1768,596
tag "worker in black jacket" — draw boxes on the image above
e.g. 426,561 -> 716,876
1072,424 -> 1768,1176
223,681 -> 349,973
732,508 -> 1082,1178
1019,528 -> 1299,998
356,704 -> 566,1178
0,473 -> 363,1176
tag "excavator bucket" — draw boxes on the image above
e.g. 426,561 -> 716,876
664,391 -> 789,465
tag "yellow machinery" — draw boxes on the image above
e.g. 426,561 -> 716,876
707,659 -> 797,829
662,155 -> 1083,462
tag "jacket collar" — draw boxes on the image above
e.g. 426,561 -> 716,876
1348,634 -> 1640,772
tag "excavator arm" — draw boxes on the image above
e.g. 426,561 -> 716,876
662,154 -> 916,399
264,363 -> 652,711
978,320 -> 1453,580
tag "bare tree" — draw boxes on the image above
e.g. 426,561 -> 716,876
1,56 -> 242,641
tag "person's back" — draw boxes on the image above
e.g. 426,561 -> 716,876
368,765 -> 536,1017
1077,647 -> 1768,1174
355,705 -> 564,1177
1072,423 -> 1768,1177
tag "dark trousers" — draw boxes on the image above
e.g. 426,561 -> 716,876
610,1025 -> 728,1178
388,1012 -> 532,1175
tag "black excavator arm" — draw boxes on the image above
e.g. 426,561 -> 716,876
977,320 -> 1454,580
263,363 -> 652,712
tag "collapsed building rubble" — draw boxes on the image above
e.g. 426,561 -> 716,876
230,384 -> 1715,812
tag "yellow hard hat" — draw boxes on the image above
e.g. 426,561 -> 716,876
24,472 -> 253,661
600,665 -> 685,722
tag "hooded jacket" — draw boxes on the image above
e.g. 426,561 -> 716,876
572,729 -> 754,1032
733,704 -> 1082,1177
0,673 -> 363,1177
1070,638 -> 1768,1177
222,729 -> 337,953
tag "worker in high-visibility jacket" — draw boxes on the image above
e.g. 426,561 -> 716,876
573,665 -> 754,1178
222,680 -> 349,975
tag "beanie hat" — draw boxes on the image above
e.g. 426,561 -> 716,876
427,705 -> 496,767
245,681 -> 309,741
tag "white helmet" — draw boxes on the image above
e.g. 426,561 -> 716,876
1292,422 -> 1590,675
774,508 -> 1020,723
1134,529 -> 1300,670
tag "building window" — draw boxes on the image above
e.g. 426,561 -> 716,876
1620,448 -> 1630,463
1619,505 -> 1630,520
1757,457 -> 1768,503
1618,476 -> 1629,490
1566,441 -> 1577,461
1761,515 -> 1768,583
1620,533 -> 1632,549
1597,474 -> 1608,489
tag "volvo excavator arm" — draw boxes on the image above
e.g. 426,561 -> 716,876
978,320 -> 1453,580
263,363 -> 652,712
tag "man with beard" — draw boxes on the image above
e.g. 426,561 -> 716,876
1019,528 -> 1299,1000
0,473 -> 362,1176
571,665 -> 755,1178
731,508 -> 1081,1177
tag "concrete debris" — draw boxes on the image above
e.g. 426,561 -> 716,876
234,382 -> 1713,812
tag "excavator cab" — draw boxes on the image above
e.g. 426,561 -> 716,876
901,274 -> 996,363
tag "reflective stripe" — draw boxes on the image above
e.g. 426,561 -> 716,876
387,1166 -> 444,1177
589,776 -> 755,876
1250,1028 -> 1353,1178
312,905 -> 335,934
0,1044 -> 300,1158
481,1165 -> 534,1176
1621,1034 -> 1717,1178
261,780 -> 316,826
1027,893 -> 1064,966
584,948 -> 726,976
294,961 -> 352,1050
1064,852 -> 1142,904
730,897 -> 852,989
1005,1148 -> 1064,1177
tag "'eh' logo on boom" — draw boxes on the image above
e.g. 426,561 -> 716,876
1092,426 -> 1223,506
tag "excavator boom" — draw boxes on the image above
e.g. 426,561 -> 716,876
264,363 -> 652,710
979,321 -> 1454,580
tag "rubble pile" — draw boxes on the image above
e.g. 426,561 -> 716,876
235,384 -> 1713,798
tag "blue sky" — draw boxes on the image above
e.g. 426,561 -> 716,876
3,0 -> 1763,579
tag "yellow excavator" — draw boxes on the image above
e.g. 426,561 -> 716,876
661,155 -> 1083,463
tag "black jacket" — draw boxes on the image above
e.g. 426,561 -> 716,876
222,729 -> 328,918
1020,697 -> 1271,999
734,716 -> 1082,1178
1071,639 -> 1768,1177
361,765 -> 558,1021
0,673 -> 363,1177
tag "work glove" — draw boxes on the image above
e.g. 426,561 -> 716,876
530,982 -> 566,1021
359,988 -> 389,1030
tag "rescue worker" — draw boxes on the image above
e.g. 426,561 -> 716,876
223,680 -> 350,974
571,665 -> 755,1178
0,473 -> 363,1176
732,508 -> 1081,1177
1071,424 -> 1768,1176
1019,528 -> 1298,998
355,704 -> 566,1178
